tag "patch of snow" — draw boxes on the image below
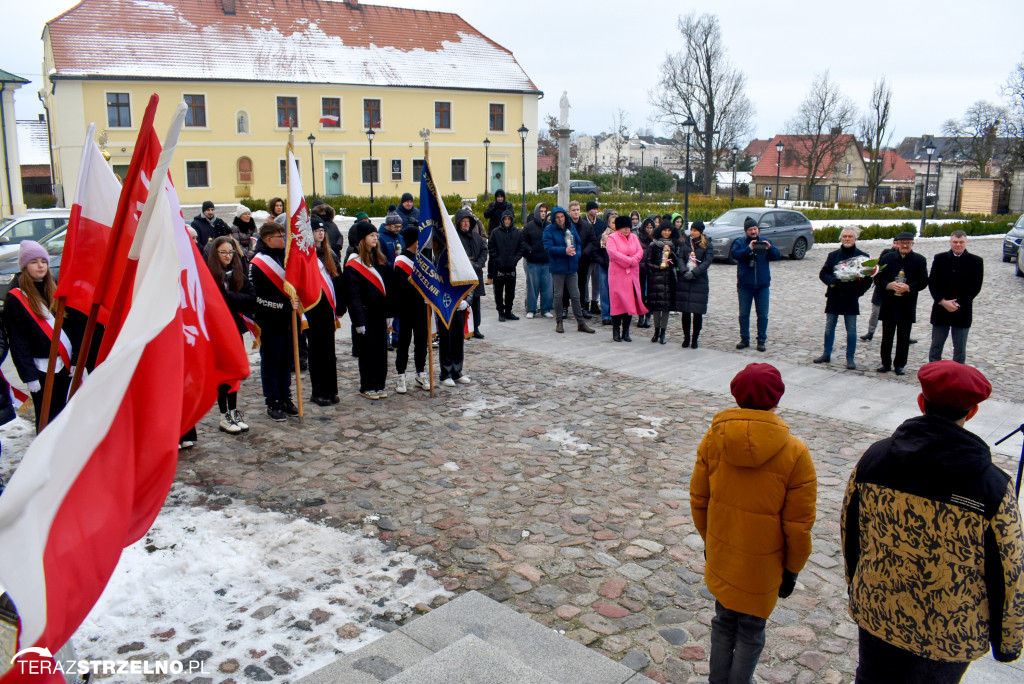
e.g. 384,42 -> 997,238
624,427 -> 658,439
540,428 -> 593,454
455,396 -> 514,418
440,462 -> 459,472
0,415 -> 35,482
637,414 -> 669,429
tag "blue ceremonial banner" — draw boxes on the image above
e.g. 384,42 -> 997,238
411,161 -> 478,329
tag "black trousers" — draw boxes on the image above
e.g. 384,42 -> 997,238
217,384 -> 238,413
31,369 -> 71,433
855,628 -> 969,684
438,309 -> 465,380
307,319 -> 338,398
259,332 -> 292,404
356,316 -> 388,392
395,307 -> 428,375
493,272 -> 517,314
577,257 -> 592,304
880,320 -> 913,369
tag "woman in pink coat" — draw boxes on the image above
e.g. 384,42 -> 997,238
606,215 -> 649,342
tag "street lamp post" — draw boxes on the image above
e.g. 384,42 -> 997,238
931,156 -> 943,219
681,117 -> 696,227
774,140 -> 784,208
919,141 -> 936,236
307,133 -> 316,199
366,127 -> 376,203
518,124 -> 529,224
730,145 -> 739,203
639,143 -> 646,200
483,137 -> 491,199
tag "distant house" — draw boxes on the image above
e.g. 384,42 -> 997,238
751,134 -> 867,203
861,148 -> 915,204
17,116 -> 53,197
0,67 -> 29,217
537,154 -> 556,173
577,133 -> 678,174
896,136 -> 1017,212
742,139 -> 771,167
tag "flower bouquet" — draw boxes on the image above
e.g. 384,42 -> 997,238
833,256 -> 883,283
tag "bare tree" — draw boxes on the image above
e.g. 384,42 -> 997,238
786,71 -> 859,194
651,11 -> 754,194
610,109 -> 630,190
537,114 -> 561,168
1002,56 -> 1024,170
860,78 -> 895,204
942,100 -> 1008,177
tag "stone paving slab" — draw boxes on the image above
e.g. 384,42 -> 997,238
295,631 -> 433,684
385,634 -> 559,684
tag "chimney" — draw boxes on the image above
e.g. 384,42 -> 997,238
347,0 -> 359,5
221,0 -> 235,15
38,113 -> 45,123
830,126 -> 842,136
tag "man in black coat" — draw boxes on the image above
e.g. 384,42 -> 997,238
483,189 -> 514,232
191,200 -> 231,251
487,208 -> 524,321
569,200 -> 598,318
874,231 -> 928,375
814,227 -> 873,369
579,200 -> 605,315
456,208 -> 487,339
927,230 -> 984,364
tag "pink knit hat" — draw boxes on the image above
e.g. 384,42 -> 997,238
18,241 -> 49,271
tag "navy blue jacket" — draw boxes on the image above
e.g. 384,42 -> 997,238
542,207 -> 581,275
731,236 -> 781,289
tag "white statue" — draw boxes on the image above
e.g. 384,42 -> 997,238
559,91 -> 570,128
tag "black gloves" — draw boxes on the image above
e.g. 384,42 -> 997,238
683,270 -> 695,280
778,569 -> 798,598
994,647 -> 1021,663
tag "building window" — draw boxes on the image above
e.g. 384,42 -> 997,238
362,159 -> 380,184
279,158 -> 299,185
186,161 -> 209,188
237,157 -> 253,184
489,104 -> 504,132
845,162 -> 853,176
412,159 -> 425,182
106,92 -> 131,128
763,185 -> 772,198
184,94 -> 206,127
391,159 -> 402,182
112,164 -> 129,181
320,97 -> 340,128
236,110 -> 249,134
435,102 -> 451,129
363,99 -> 381,129
277,96 -> 298,128
451,159 -> 467,182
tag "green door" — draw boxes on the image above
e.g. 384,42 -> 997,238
325,160 -> 342,196
490,161 -> 505,194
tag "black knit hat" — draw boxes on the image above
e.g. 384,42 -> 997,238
586,200 -> 599,211
355,222 -> 377,245
690,220 -> 705,234
743,217 -> 758,230
614,215 -> 632,230
202,200 -> 215,211
401,192 -> 414,204
401,225 -> 419,246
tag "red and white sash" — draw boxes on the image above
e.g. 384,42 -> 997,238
251,253 -> 288,296
9,288 -> 72,372
394,254 -> 414,277
346,254 -> 386,296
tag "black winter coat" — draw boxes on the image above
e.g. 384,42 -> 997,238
391,249 -> 426,319
875,250 -> 928,324
249,244 -> 292,334
928,250 -> 984,327
458,228 -> 487,296
487,225 -> 524,277
522,211 -> 549,265
2,282 -> 71,384
191,214 -> 231,250
674,237 -> 713,314
869,247 -> 896,306
483,200 -> 514,231
645,239 -> 676,312
574,218 -> 600,262
819,245 -> 873,315
214,265 -> 256,337
344,258 -> 390,329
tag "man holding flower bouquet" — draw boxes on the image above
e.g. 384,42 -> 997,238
814,227 -> 874,370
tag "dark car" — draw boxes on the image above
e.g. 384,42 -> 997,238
0,225 -> 67,309
1003,214 -> 1024,262
704,207 -> 815,262
538,180 -> 600,196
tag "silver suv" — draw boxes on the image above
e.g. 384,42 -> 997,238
538,180 -> 600,196
705,207 -> 815,262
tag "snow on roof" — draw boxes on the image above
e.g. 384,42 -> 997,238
47,0 -> 539,93
16,119 -> 50,166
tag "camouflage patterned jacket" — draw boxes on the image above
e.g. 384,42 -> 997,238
842,414 -> 1024,662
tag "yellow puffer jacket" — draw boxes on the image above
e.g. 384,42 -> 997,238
690,408 -> 817,619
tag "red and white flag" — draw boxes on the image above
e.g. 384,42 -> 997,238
285,149 -> 323,311
318,114 -> 339,126
0,130 -> 189,684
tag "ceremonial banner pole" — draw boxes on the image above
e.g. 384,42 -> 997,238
36,300 -> 66,431
285,126 -> 304,421
421,130 -> 435,397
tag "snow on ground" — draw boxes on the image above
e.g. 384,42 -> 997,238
71,484 -> 450,682
624,427 -> 658,439
541,428 -> 593,454
454,396 -> 516,418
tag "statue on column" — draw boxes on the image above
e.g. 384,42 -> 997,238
559,91 -> 571,128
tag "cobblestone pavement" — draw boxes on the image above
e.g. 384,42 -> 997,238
175,231 -> 1024,684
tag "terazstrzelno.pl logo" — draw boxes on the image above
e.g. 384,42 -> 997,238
11,647 -> 210,677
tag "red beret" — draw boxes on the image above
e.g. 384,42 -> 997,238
730,363 -> 785,410
917,361 -> 991,410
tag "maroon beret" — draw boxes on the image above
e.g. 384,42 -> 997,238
918,361 -> 992,410
730,363 -> 785,410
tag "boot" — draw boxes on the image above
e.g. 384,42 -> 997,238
612,317 -> 622,342
651,327 -> 660,343
577,321 -> 595,333
636,313 -> 648,329
556,318 -> 564,334
691,317 -> 702,349
621,317 -> 632,342
660,328 -> 667,345
644,313 -> 652,328
219,411 -> 242,434
681,315 -> 691,348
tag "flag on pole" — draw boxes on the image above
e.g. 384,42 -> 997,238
410,161 -> 477,328
284,149 -> 322,310
0,132 -> 188,684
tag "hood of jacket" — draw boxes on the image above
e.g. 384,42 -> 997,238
707,408 -> 793,469
501,207 -> 515,228
531,202 -> 548,226
454,207 -> 474,230
602,208 -> 618,226
549,206 -> 567,223
884,414 -> 991,477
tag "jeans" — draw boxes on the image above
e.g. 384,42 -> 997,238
599,267 -> 611,320
525,262 -> 552,314
709,601 -> 766,684
929,325 -> 970,364
737,286 -> 770,343
824,313 -> 858,360
855,628 -> 969,684
551,272 -> 583,322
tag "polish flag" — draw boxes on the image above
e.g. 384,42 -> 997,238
0,134 -> 188,684
318,114 -> 339,126
285,149 -> 323,311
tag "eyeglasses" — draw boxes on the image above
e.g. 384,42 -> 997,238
270,234 -> 286,240
313,227 -> 326,232
217,250 -> 235,256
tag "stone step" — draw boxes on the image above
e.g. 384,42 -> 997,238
296,591 -> 653,684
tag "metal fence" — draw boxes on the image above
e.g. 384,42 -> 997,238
753,183 -> 912,205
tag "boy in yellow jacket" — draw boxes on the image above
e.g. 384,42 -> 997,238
690,362 -> 817,683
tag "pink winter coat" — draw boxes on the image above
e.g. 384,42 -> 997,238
606,230 -> 649,316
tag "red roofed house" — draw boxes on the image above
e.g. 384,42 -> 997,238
751,134 -> 867,204
863,149 -> 916,204
42,0 -> 541,205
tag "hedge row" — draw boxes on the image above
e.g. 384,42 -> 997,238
812,220 -> 1010,244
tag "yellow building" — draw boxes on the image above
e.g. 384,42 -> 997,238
42,0 -> 541,206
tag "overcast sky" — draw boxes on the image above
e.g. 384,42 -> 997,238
7,0 -> 1023,147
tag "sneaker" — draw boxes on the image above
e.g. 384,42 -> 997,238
282,400 -> 299,416
178,439 -> 196,449
360,389 -> 380,400
456,375 -> 472,385
267,404 -> 287,421
526,312 -> 535,319
396,374 -> 408,394
219,411 -> 242,434
229,409 -> 248,431
377,389 -> 390,399
542,312 -> 554,318
416,372 -> 430,390
846,360 -> 857,370
505,312 -> 519,321
442,378 -> 456,387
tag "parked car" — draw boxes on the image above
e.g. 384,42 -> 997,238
538,180 -> 600,196
1003,214 -> 1024,262
704,207 -> 815,262
0,225 -> 68,309
0,210 -> 71,260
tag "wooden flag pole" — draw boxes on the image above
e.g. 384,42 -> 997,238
285,125 -> 304,420
36,298 -> 66,432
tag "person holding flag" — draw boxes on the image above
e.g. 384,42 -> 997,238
392,223 -> 429,393
305,221 -> 344,406
346,223 -> 391,400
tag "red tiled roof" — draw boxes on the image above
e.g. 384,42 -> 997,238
537,154 -> 555,172
46,0 -> 539,92
743,139 -> 769,159
863,149 -> 915,183
751,134 -> 856,180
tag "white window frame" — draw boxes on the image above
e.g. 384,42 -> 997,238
487,102 -> 507,133
104,90 -> 134,129
763,185 -> 772,198
434,100 -> 453,132
845,162 -> 853,176
279,158 -> 300,186
360,158 -> 380,185
182,91 -> 210,129
275,94 -> 301,131
184,159 -> 211,189
390,158 -> 403,182
319,96 -> 343,130
450,158 -> 468,183
235,109 -> 250,135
